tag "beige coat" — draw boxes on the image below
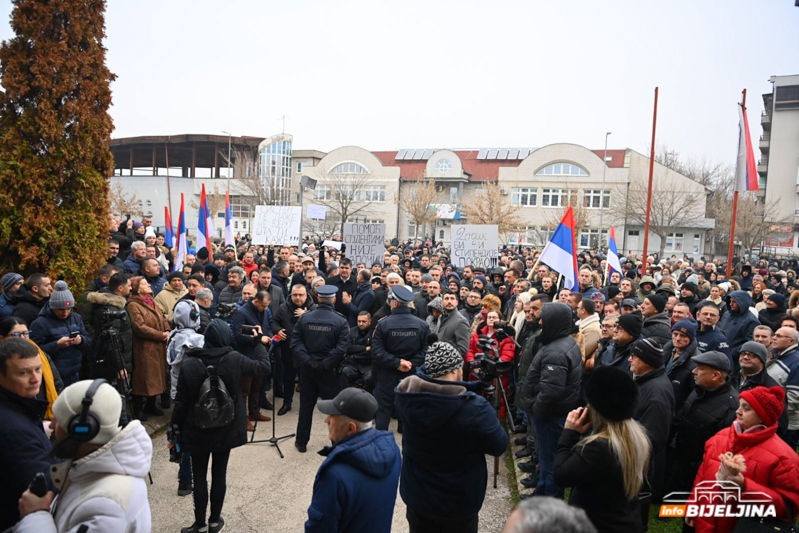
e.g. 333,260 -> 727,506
127,296 -> 169,397
577,313 -> 602,365
154,283 -> 188,324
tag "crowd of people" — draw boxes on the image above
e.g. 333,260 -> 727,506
1,212 -> 799,532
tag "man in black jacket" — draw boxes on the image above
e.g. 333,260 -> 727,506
522,302 -> 583,499
340,311 -> 375,392
641,294 -> 671,346
272,284 -> 317,415
731,341 -> 779,392
667,351 -> 738,493
0,339 -> 54,531
326,258 -> 357,316
11,273 -> 52,326
87,273 -> 133,386
340,270 -> 376,327
395,340 -> 507,533
664,318 -> 699,413
628,337 -> 674,502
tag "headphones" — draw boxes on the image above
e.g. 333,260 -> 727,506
176,300 -> 200,321
67,379 -> 107,443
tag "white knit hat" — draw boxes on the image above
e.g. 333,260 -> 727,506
52,380 -> 122,445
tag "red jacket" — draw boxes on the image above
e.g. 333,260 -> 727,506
690,423 -> 799,533
242,261 -> 259,278
465,326 -> 516,364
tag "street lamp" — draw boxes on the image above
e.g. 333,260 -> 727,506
599,131 -> 612,248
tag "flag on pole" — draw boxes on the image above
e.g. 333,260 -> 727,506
164,206 -> 175,248
606,226 -> 623,282
538,206 -> 579,291
225,190 -> 234,246
197,184 -> 216,250
175,194 -> 187,272
735,103 -> 759,192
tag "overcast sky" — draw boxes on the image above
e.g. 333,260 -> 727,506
1,0 -> 797,166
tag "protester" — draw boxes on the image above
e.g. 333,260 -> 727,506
155,271 -> 188,323
395,339 -> 507,533
12,273 -> 53,331
305,388 -> 400,533
0,338 -> 54,530
554,366 -> 650,532
273,283 -> 317,414
0,272 -> 25,318
127,275 -> 169,420
502,497 -> 597,533
663,318 -> 699,412
171,319 -> 271,533
766,326 -> 799,446
686,386 -> 799,533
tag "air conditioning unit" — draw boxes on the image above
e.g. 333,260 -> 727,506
499,188 -> 508,195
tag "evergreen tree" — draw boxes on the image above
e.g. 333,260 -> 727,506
0,0 -> 115,287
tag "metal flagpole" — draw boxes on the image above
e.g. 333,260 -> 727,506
165,141 -> 173,220
727,89 -> 747,279
641,87 -> 659,277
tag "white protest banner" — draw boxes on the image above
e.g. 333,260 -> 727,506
323,240 -> 343,250
307,204 -> 327,220
343,223 -> 386,266
452,224 -> 499,268
251,205 -> 302,246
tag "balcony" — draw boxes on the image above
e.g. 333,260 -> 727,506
761,111 -> 771,128
760,134 -> 769,152
758,158 -> 768,174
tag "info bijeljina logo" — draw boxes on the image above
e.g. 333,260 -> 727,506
659,480 -> 777,519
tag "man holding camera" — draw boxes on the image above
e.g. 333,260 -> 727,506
371,285 -> 430,431
232,290 -> 275,430
291,285 -> 350,453
87,273 -> 133,397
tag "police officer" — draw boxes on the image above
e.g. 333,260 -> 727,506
291,284 -> 350,452
371,285 -> 430,430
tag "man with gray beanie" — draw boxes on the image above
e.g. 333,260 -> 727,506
30,281 -> 93,387
395,339 -> 507,533
16,379 -> 153,532
732,340 -> 779,392
0,272 -> 24,318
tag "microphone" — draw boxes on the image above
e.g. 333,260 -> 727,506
271,335 -> 281,345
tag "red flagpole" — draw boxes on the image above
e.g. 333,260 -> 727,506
727,89 -> 747,279
641,87 -> 659,276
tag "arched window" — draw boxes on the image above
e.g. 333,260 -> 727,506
536,163 -> 588,176
330,162 -> 368,174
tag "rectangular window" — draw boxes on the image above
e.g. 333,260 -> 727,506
541,188 -> 567,207
230,203 -> 251,218
666,232 -> 684,252
583,189 -> 611,209
364,185 -> 386,202
579,229 -> 607,249
511,187 -> 537,207
313,186 -> 331,201
296,161 -> 304,173
408,221 -> 417,237
450,187 -> 458,204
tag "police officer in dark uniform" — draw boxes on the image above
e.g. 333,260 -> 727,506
371,285 -> 430,430
291,284 -> 350,452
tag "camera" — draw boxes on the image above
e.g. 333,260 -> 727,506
103,309 -> 127,320
241,325 -> 258,335
217,302 -> 237,318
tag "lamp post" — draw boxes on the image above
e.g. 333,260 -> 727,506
599,131 -> 612,248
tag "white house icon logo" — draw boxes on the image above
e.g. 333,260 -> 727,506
660,481 -> 776,519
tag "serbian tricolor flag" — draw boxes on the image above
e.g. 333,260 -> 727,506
224,190 -> 234,246
606,226 -> 623,283
735,103 -> 759,192
174,194 -> 188,271
538,206 -> 579,291
197,184 -> 216,250
164,206 -> 175,248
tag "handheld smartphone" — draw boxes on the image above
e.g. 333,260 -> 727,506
69,331 -> 79,339
241,325 -> 258,335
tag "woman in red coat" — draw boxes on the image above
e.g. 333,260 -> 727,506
465,310 -> 516,416
686,386 -> 799,533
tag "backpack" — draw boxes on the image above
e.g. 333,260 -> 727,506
192,357 -> 235,429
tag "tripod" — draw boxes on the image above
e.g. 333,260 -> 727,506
248,342 -> 294,458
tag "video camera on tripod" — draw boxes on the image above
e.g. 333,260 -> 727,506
94,309 -> 130,389
216,302 -> 238,319
468,334 -> 513,395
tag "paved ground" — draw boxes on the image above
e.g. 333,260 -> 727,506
146,404 -> 513,532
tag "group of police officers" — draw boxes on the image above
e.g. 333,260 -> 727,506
290,283 -> 428,451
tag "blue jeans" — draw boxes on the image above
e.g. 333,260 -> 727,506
178,452 -> 192,481
532,414 -> 566,498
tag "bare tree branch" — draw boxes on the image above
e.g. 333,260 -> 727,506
312,170 -> 375,236
397,176 -> 438,244
108,181 -> 144,217
461,182 -> 525,241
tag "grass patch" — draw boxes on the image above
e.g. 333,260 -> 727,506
501,419 -> 521,506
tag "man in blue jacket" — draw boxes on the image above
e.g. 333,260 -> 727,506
29,281 -> 92,387
305,388 -> 400,533
395,340 -> 508,533
719,290 -> 759,371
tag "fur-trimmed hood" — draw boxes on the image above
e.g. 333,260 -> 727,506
87,290 -> 126,309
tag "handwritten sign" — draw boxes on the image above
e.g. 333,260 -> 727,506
343,223 -> 385,266
323,240 -> 343,250
452,225 -> 499,268
307,204 -> 327,220
252,206 -> 301,246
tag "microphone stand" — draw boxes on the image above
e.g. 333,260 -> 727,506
248,340 -> 295,458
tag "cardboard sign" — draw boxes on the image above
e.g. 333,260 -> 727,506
452,224 -> 499,268
307,204 -> 327,220
252,206 -> 301,246
323,240 -> 343,250
343,223 -> 386,266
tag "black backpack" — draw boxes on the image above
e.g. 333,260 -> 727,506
192,357 -> 235,429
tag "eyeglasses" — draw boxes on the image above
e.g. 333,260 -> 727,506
773,334 -> 791,339
601,325 -> 614,330
9,330 -> 30,338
